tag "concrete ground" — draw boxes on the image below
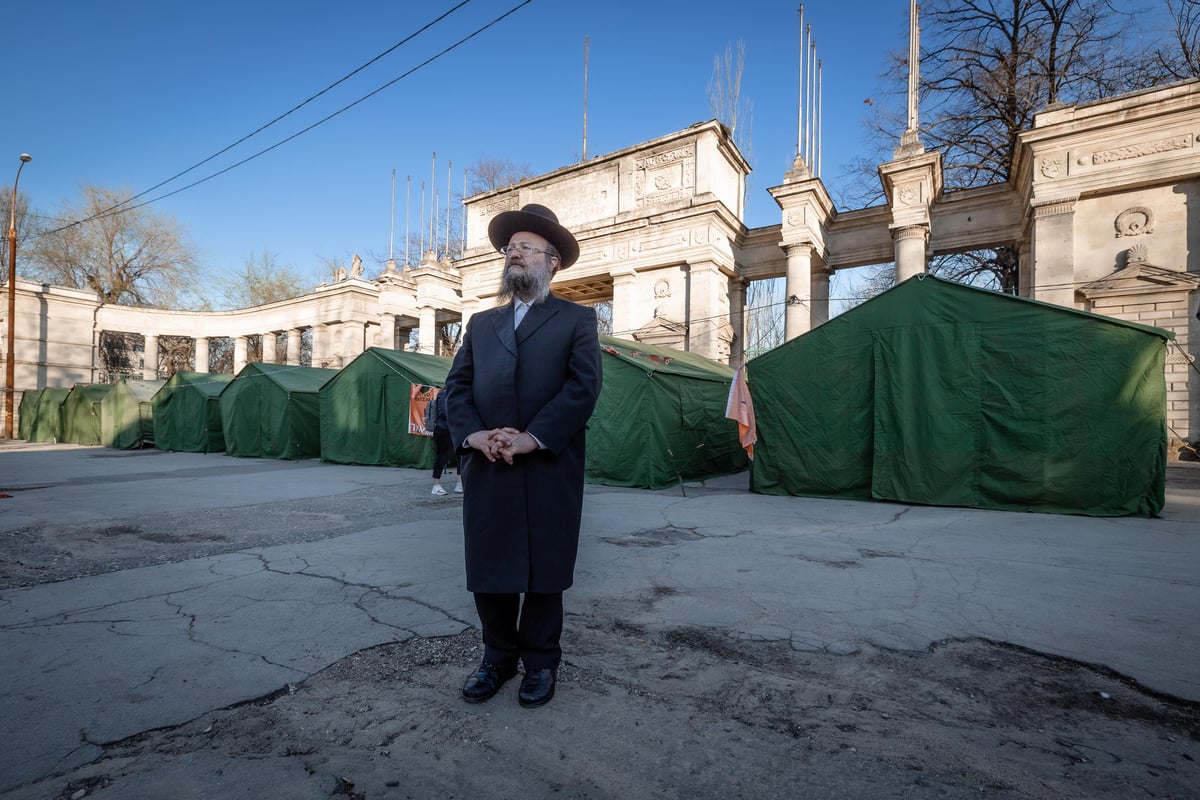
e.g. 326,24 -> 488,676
0,443 -> 1197,799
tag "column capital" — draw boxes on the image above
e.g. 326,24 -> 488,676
892,224 -> 929,242
1032,196 -> 1078,219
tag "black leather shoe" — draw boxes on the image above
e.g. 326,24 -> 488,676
518,668 -> 556,708
461,662 -> 516,704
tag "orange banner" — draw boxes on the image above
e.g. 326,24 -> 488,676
409,384 -> 438,437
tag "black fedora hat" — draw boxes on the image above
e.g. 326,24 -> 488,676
487,204 -> 580,269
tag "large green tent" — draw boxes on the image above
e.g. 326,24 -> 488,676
220,363 -> 338,459
319,347 -> 453,468
101,378 -> 165,449
61,384 -> 115,446
585,335 -> 748,489
748,275 -> 1171,517
27,387 -> 69,443
18,389 -> 43,440
152,371 -> 234,453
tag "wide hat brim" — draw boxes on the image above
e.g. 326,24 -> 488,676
488,204 -> 580,269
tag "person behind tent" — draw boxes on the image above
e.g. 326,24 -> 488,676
426,388 -> 461,496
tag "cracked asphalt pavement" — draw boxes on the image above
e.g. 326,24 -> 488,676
0,444 -> 1197,799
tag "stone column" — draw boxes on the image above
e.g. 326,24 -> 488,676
611,271 -> 638,341
286,329 -> 302,366
341,322 -> 365,363
233,336 -> 248,374
379,314 -> 397,351
686,261 -> 731,362
728,278 -> 747,366
810,267 -> 831,328
193,337 -> 209,373
261,332 -> 277,365
142,335 -> 159,380
418,306 -> 437,354
783,243 -> 813,342
311,325 -> 328,367
1031,198 -> 1078,308
893,225 -> 929,282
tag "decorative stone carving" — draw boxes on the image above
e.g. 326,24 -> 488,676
785,209 -> 803,227
634,144 -> 696,208
1123,244 -> 1149,267
897,184 -> 920,205
1092,134 -> 1192,165
481,195 -> 519,216
1114,206 -> 1154,237
1039,157 -> 1065,178
653,279 -> 671,298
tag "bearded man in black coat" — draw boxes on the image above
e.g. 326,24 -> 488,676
444,204 -> 602,708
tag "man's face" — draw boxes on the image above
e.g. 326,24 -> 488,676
500,230 -> 558,303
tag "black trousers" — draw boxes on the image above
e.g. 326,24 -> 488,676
473,591 -> 563,673
432,426 -> 455,480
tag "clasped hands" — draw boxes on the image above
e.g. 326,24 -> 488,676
466,427 -> 537,464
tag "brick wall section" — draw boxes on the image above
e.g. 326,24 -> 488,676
1091,290 -> 1195,458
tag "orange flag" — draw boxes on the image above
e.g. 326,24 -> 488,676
725,365 -> 757,461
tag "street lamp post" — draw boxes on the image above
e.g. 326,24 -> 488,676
5,153 -> 32,440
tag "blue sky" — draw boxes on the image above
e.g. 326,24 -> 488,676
6,0 -> 909,292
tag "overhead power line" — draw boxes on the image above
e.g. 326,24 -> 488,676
42,0 -> 532,237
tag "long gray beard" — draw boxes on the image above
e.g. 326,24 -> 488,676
497,264 -> 552,306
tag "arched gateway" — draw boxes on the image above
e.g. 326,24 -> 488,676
3,81 -> 1198,455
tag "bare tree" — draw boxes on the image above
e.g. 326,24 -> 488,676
847,0 -> 1188,295
707,39 -> 754,160
28,185 -> 199,307
216,250 -> 310,309
468,158 -> 533,194
0,188 -> 38,278
1151,0 -> 1200,79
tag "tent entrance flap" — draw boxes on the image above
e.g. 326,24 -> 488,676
870,324 -> 982,507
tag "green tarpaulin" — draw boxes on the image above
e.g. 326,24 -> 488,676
221,363 -> 338,459
585,335 -> 748,489
319,347 -> 453,468
748,275 -> 1171,517
18,389 -> 43,440
27,387 -> 69,443
101,378 -> 165,449
61,384 -> 115,446
153,371 -> 234,453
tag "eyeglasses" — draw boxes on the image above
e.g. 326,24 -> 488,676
501,242 -> 558,259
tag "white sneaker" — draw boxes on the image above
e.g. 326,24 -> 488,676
431,484 -> 447,496
454,483 -> 464,493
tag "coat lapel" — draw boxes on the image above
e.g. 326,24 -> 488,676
490,303 -> 519,356
516,296 -> 561,345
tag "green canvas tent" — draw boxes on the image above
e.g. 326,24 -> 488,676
101,378 -> 165,449
152,371 -> 234,453
18,388 -> 43,440
27,387 -> 69,443
319,347 -> 453,468
220,363 -> 338,459
585,335 -> 748,489
748,275 -> 1171,517
61,384 -> 115,446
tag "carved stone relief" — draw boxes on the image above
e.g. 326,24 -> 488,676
897,184 -> 920,205
653,279 -> 671,298
1091,134 -> 1192,165
634,145 -> 696,208
1039,156 -> 1066,178
1123,244 -> 1149,267
1114,206 -> 1154,237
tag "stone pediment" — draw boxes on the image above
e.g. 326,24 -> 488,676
633,315 -> 688,349
1078,262 -> 1200,299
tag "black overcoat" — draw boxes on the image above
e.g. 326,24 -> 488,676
444,294 -> 602,593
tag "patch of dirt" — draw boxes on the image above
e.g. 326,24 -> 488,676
0,487 -> 460,589
25,618 -> 1200,800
